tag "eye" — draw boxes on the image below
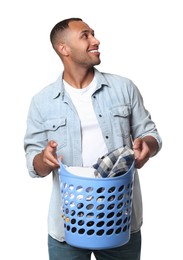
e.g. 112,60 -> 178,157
82,33 -> 88,39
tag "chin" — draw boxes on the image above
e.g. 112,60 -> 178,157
94,59 -> 101,66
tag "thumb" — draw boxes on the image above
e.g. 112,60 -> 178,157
133,138 -> 142,150
49,140 -> 58,148
133,138 -> 142,159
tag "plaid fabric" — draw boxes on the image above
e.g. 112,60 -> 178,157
93,146 -> 134,178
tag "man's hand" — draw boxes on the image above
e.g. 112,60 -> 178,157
33,140 -> 61,177
133,138 -> 150,169
133,136 -> 158,169
42,140 -> 60,168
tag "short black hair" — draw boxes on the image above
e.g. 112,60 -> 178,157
50,18 -> 82,45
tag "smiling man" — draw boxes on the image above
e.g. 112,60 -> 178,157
24,18 -> 162,260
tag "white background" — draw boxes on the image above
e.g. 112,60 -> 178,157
0,0 -> 182,259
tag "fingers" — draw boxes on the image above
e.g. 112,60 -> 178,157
42,140 -> 60,168
48,140 -> 58,148
133,138 -> 150,169
135,156 -> 149,169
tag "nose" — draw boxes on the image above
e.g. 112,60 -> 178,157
91,35 -> 100,46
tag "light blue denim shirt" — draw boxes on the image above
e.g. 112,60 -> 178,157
24,68 -> 162,242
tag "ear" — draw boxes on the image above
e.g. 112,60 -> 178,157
57,43 -> 69,56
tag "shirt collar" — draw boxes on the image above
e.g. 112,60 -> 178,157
51,68 -> 110,99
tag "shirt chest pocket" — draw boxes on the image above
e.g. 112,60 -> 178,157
44,118 -> 67,149
110,105 -> 131,138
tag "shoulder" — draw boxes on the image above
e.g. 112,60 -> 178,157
95,68 -> 136,91
32,75 -> 62,102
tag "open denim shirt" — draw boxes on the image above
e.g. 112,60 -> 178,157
24,68 -> 162,242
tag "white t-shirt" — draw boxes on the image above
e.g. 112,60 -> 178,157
64,78 -> 108,166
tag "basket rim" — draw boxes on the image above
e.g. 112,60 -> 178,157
58,161 -> 135,181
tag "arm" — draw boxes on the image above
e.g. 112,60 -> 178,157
33,140 -> 61,177
133,136 -> 159,169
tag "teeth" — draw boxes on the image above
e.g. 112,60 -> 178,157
89,50 -> 98,53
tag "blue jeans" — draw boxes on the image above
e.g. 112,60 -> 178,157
48,231 -> 141,260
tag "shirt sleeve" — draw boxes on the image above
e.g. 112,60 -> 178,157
24,96 -> 47,177
129,80 -> 162,153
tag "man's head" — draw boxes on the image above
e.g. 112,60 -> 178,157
50,18 -> 101,68
50,18 -> 82,48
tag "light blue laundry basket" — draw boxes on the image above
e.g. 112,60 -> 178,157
58,161 -> 135,250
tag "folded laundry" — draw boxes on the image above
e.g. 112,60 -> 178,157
93,146 -> 134,178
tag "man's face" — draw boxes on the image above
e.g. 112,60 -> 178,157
64,21 -> 101,68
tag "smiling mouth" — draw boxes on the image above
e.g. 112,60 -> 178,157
88,49 -> 100,55
89,49 -> 98,52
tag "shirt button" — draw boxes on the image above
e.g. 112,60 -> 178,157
99,114 -> 102,117
105,136 -> 109,139
53,125 -> 56,128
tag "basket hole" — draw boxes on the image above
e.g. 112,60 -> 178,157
87,229 -> 95,235
77,203 -> 84,209
125,200 -> 130,207
107,212 -> 115,219
86,195 -> 94,201
86,212 -> 94,218
107,220 -> 114,227
97,213 -> 105,219
65,208 -> 69,214
66,225 -> 70,231
96,196 -> 105,202
70,201 -> 75,207
65,200 -> 69,206
77,195 -> 84,201
70,210 -> 75,216
115,227 -> 122,234
86,187 -> 93,193
64,191 -> 68,198
108,195 -> 115,202
124,209 -> 129,216
107,203 -> 115,210
116,211 -> 123,217
76,185 -> 83,192
63,183 -> 68,189
97,221 -> 105,227
123,225 -> 127,232
118,194 -> 124,200
71,227 -> 77,233
87,221 -> 94,227
69,184 -> 74,191
106,229 -> 114,235
69,193 -> 74,199
125,192 -> 130,199
78,220 -> 85,226
86,204 -> 94,210
117,202 -> 123,209
96,204 -> 105,211
97,187 -> 105,193
126,183 -> 130,190
116,219 -> 122,226
118,185 -> 124,192
71,218 -> 76,224
77,211 -> 84,217
78,228 -> 85,234
123,217 -> 128,224
108,186 -> 116,193
96,229 -> 105,236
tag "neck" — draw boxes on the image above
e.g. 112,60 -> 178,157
63,66 -> 94,89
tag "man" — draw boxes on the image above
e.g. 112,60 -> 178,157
24,18 -> 162,260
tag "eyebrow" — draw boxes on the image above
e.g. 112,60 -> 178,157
80,29 -> 95,35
